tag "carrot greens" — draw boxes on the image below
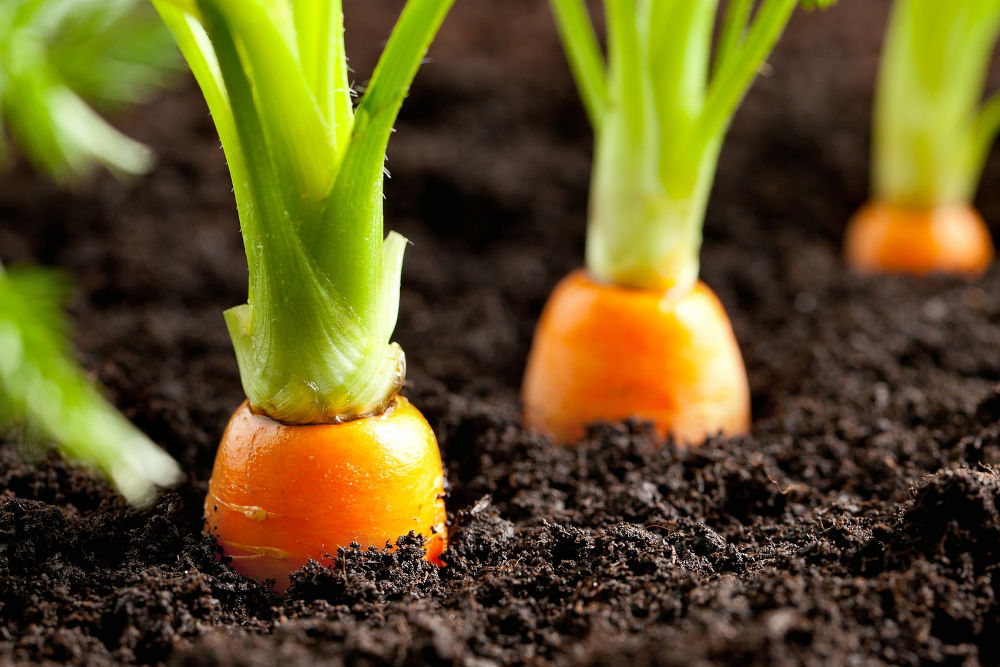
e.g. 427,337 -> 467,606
0,0 -> 178,181
0,0 -> 181,506
873,0 -> 1000,209
550,0 -> 833,292
152,0 -> 454,425
0,262 -> 181,507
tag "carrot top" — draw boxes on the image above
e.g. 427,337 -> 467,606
550,0 -> 833,292
873,0 -> 1000,209
153,0 -> 454,424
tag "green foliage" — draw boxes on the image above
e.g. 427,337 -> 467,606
0,0 -> 179,181
874,0 -> 1000,208
550,0 -> 834,291
154,0 -> 454,424
0,264 -> 181,507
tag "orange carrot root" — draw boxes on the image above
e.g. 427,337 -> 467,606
521,270 -> 750,446
844,202 -> 993,276
204,396 -> 447,591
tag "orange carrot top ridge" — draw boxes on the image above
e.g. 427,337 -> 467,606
846,0 -> 1000,275
524,0 -> 833,445
153,0 -> 455,588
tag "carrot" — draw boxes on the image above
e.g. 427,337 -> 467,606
528,0 -> 831,445
847,0 -> 1000,275
522,271 -> 749,444
205,397 -> 446,590
845,203 -> 993,276
153,0 -> 455,588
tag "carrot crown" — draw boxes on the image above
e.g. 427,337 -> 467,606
873,0 -> 1000,209
551,0 -> 832,292
152,0 -> 454,424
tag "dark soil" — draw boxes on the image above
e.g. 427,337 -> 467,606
4,0 -> 1000,664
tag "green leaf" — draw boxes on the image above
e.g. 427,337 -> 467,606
47,0 -> 179,108
0,265 -> 181,507
0,0 -> 179,181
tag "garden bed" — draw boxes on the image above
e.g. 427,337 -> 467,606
4,0 -> 1000,663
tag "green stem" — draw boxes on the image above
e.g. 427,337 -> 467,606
697,0 -> 796,149
713,0 -> 752,79
580,0 -> 807,292
548,0 -> 607,132
293,0 -> 353,156
155,0 -> 453,423
208,0 -> 333,218
873,0 -> 1000,208
299,0 -> 454,325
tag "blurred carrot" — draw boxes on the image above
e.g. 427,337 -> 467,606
845,203 -> 993,275
524,0 -> 830,445
845,0 -> 1000,275
523,271 -> 749,444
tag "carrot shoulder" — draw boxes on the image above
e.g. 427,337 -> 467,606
522,271 -> 749,445
205,397 -> 446,590
844,202 -> 993,276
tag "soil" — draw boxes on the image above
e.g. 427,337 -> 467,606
4,0 -> 1000,664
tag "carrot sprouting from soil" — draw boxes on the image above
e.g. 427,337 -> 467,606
524,270 -> 748,445
153,0 -> 453,589
845,0 -> 1000,275
524,0 -> 832,445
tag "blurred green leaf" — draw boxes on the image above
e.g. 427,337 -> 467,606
0,264 -> 182,507
0,0 -> 179,182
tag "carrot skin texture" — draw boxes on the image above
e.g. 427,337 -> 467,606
845,202 -> 993,276
521,270 -> 750,446
204,396 -> 447,591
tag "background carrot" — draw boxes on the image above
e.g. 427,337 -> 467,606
524,0 -> 831,445
154,0 -> 455,588
845,0 -> 1000,275
523,271 -> 748,445
845,203 -> 993,275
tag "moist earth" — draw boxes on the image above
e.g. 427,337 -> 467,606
4,0 -> 1000,664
